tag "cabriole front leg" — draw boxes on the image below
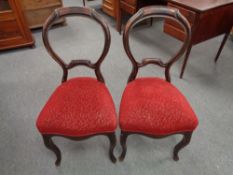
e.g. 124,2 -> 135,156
107,132 -> 117,163
173,132 -> 193,161
42,135 -> 61,166
119,131 -> 129,161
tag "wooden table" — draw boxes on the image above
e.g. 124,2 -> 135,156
163,0 -> 233,78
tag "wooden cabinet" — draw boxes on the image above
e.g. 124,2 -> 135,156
0,0 -> 34,50
19,0 -> 64,29
102,0 -> 116,18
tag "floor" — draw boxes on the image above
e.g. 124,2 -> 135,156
0,0 -> 233,175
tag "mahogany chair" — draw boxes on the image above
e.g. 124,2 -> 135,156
36,7 -> 117,166
119,6 -> 199,161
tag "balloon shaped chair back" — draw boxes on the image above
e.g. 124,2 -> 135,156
119,6 -> 198,161
36,7 -> 117,166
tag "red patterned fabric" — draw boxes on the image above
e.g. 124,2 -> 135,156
36,77 -> 117,137
119,78 -> 198,135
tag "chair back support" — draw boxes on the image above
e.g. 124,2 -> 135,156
42,7 -> 111,83
123,6 -> 191,83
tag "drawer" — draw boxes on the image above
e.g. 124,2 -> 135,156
20,0 -> 62,10
165,18 -> 193,31
102,4 -> 115,17
103,0 -> 114,6
168,3 -> 196,24
164,23 -> 186,41
121,0 -> 137,6
24,5 -> 64,29
120,1 -> 137,14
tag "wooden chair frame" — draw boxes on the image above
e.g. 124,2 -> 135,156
120,6 -> 193,161
41,7 -> 116,166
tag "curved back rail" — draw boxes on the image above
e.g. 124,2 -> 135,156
42,7 -> 111,83
123,6 -> 191,83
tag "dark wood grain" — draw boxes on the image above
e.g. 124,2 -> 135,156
116,0 -> 167,33
119,6 -> 194,162
41,7 -> 116,166
119,131 -> 193,161
168,0 -> 233,12
42,133 -> 117,166
164,0 -> 233,78
123,6 -> 191,82
42,6 -> 111,83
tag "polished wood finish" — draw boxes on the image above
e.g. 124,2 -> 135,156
42,7 -> 111,83
120,6 -> 194,161
82,0 -> 117,17
0,0 -> 34,50
41,7 -> 116,165
168,0 -> 233,12
102,0 -> 117,17
116,0 -> 166,33
119,131 -> 193,161
163,0 -> 233,78
43,133 -> 116,166
123,6 -> 191,82
19,0 -> 64,29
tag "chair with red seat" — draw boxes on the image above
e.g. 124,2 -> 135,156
36,7 -> 117,166
119,6 -> 199,161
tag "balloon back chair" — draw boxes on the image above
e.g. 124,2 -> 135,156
119,6 -> 199,161
36,7 -> 117,166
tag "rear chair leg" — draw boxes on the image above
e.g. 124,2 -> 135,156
42,135 -> 61,166
119,131 -> 129,161
107,133 -> 117,163
173,132 -> 192,161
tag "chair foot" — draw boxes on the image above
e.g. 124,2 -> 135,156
119,131 -> 129,161
173,132 -> 192,161
42,135 -> 61,166
107,133 -> 117,163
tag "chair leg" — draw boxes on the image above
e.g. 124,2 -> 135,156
214,32 -> 230,63
119,131 -> 129,161
173,132 -> 192,161
42,135 -> 61,166
83,0 -> 85,6
107,133 -> 117,163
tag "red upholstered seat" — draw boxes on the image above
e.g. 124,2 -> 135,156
119,78 -> 198,136
36,77 -> 117,137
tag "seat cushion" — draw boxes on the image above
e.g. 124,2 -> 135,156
36,77 -> 117,137
119,78 -> 198,136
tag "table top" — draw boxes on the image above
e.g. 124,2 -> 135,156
168,0 -> 233,12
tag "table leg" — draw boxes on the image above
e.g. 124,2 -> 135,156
179,43 -> 193,79
214,32 -> 230,63
116,0 -> 122,34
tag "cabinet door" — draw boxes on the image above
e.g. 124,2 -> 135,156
0,0 -> 34,50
